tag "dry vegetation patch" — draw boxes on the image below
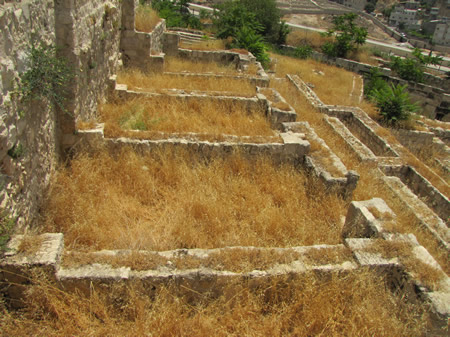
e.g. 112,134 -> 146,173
135,5 -> 160,33
117,68 -> 256,96
271,54 -> 359,106
0,270 -> 430,336
272,79 -> 450,273
42,148 -> 346,252
179,38 -> 227,51
366,239 -> 446,290
99,96 -> 278,142
164,56 -> 239,75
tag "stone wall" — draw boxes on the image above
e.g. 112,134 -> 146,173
55,0 -> 123,146
0,0 -> 124,227
0,0 -> 57,227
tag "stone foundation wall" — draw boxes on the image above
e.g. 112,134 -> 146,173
120,0 -> 166,70
0,0 -> 57,227
55,0 -> 123,146
382,165 -> 449,224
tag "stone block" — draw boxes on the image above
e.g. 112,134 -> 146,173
342,198 -> 394,239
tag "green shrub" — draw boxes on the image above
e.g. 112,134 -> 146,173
232,26 -> 270,68
19,42 -> 73,113
369,83 -> 418,124
294,45 -> 313,59
321,13 -> 367,58
364,67 -> 388,97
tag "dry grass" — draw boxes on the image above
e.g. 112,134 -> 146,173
271,54 -> 357,106
271,78 -> 450,273
164,56 -> 239,75
17,235 -> 44,255
42,148 -> 347,252
286,29 -> 331,51
135,4 -> 160,33
117,68 -> 257,96
367,239 -> 446,290
407,143 -> 450,185
99,96 -> 277,141
0,270 -> 431,336
179,38 -> 227,51
286,30 -> 378,66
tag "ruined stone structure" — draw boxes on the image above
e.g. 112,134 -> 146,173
0,0 -> 449,333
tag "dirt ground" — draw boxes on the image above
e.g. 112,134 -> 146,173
284,14 -> 399,43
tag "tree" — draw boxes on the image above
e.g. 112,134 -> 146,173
152,0 -> 201,29
240,0 -> 288,45
213,0 -> 263,40
364,67 -> 388,97
212,1 -> 271,67
389,48 -> 443,83
369,83 -> 418,124
321,13 -> 368,58
213,0 -> 289,45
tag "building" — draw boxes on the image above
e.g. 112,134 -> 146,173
389,6 -> 421,30
433,21 -> 450,45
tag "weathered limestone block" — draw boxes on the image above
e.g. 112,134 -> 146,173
343,198 -> 395,239
0,233 -> 64,307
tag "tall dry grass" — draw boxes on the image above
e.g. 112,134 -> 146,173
99,96 -> 276,141
272,79 -> 450,273
164,56 -> 239,74
117,68 -> 257,96
0,270 -> 430,336
271,54 -> 357,105
286,29 -> 331,51
179,38 -> 227,51
42,148 -> 346,251
135,4 -> 160,32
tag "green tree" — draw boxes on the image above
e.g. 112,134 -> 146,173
321,13 -> 368,58
213,0 -> 263,40
389,48 -> 442,83
369,83 -> 418,124
212,1 -> 271,67
364,67 -> 388,97
240,0 -> 289,45
152,0 -> 201,29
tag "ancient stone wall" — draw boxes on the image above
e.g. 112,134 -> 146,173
0,0 -> 57,227
120,0 -> 166,70
55,0 -> 123,147
0,0 -> 124,227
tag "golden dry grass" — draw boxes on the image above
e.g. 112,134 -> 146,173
367,239 -> 446,290
135,4 -> 160,33
409,144 -> 449,185
0,270 -> 430,336
286,30 -> 331,51
271,54 -> 357,106
117,68 -> 257,96
164,56 -> 239,74
271,79 -> 450,273
179,38 -> 227,51
99,96 -> 277,141
42,148 -> 346,252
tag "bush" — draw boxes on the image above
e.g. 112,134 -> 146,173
19,42 -> 73,113
369,83 -> 418,124
152,0 -> 201,29
364,67 -> 388,97
389,48 -> 443,83
321,13 -> 368,58
294,45 -> 313,59
232,26 -> 270,67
